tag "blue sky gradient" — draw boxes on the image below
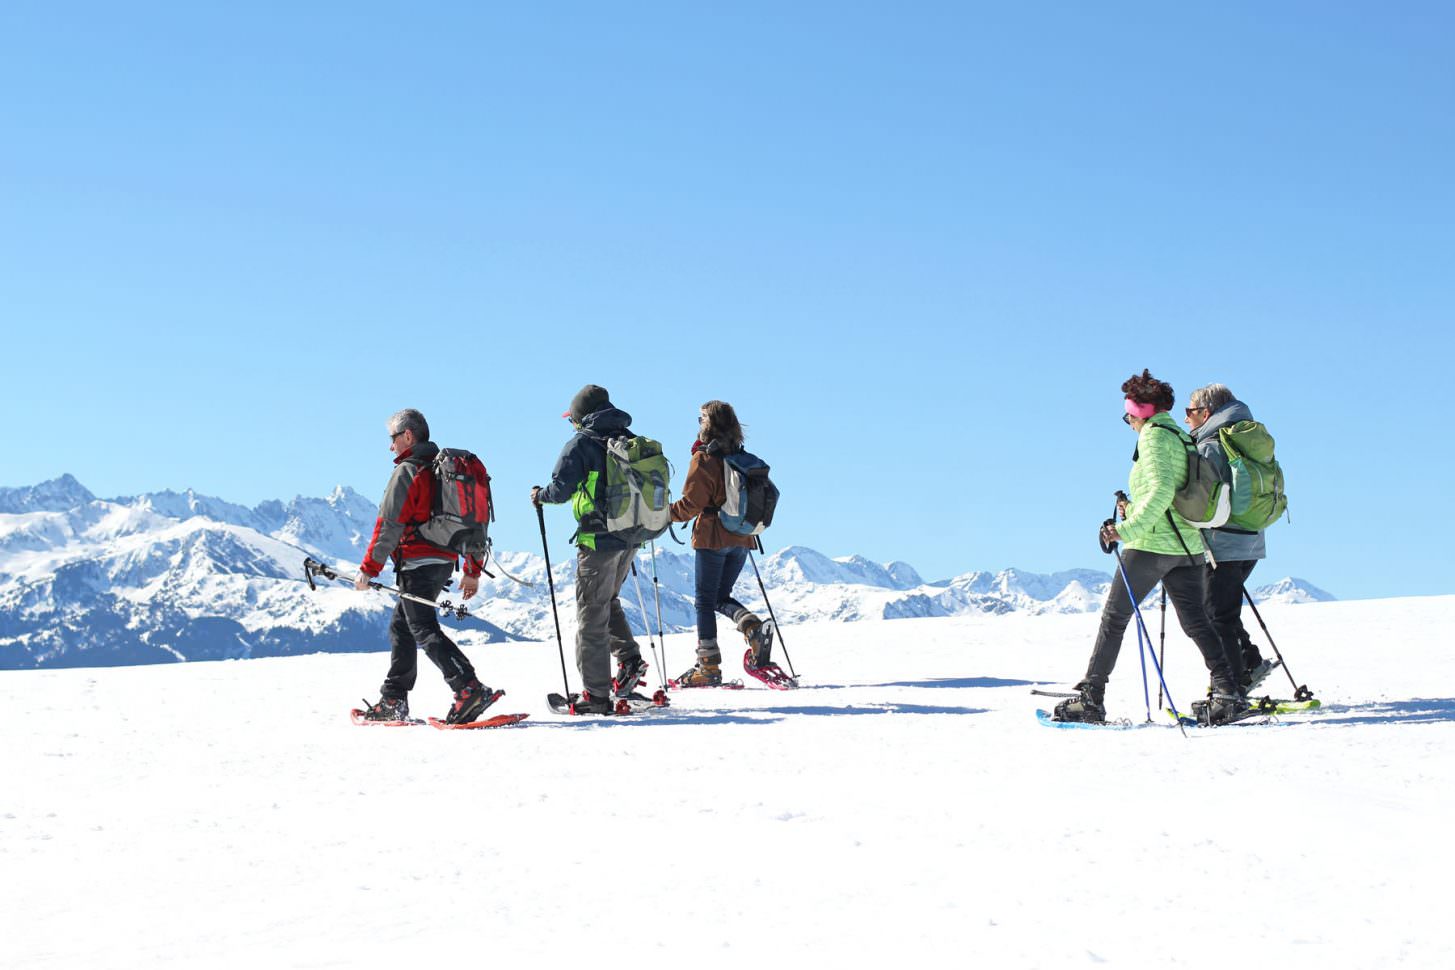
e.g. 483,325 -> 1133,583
3,2 -> 1452,597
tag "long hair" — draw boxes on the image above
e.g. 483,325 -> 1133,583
700,400 -> 745,450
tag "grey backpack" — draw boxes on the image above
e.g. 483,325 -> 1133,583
1150,424 -> 1230,529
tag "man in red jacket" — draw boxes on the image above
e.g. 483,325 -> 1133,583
355,408 -> 496,724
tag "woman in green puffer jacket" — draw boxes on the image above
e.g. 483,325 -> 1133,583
1054,370 -> 1245,724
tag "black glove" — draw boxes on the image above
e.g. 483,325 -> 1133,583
1098,518 -> 1119,555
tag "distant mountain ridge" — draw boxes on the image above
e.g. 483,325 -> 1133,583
0,475 -> 1334,670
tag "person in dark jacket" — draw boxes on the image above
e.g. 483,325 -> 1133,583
356,408 -> 497,725
668,400 -> 775,687
531,385 -> 647,714
1186,383 -> 1279,691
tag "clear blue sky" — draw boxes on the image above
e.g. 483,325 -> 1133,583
3,2 -> 1452,598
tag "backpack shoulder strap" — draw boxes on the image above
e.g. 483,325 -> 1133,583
1149,422 -> 1195,449
1147,425 -> 1203,566
1166,509 -> 1203,568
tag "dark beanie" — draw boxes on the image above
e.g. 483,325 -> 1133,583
564,384 -> 611,422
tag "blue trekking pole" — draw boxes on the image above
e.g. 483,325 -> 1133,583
1104,493 -> 1186,737
1112,494 -> 1153,722
1132,584 -> 1152,721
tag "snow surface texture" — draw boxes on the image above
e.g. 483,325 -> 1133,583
3,595 -> 1451,968
0,476 -> 1331,669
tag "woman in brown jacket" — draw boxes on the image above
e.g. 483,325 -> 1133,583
669,400 -> 776,687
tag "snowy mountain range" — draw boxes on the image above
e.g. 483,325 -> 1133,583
0,475 -> 1334,670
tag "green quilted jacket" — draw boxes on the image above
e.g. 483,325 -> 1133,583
1119,411 -> 1206,559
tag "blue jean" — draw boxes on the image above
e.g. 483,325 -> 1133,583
695,546 -> 749,642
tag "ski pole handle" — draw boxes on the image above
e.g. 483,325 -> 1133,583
1098,518 -> 1119,555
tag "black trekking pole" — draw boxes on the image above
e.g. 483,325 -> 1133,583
1242,585 -> 1314,702
536,503 -> 572,698
1156,586 -> 1167,709
749,537 -> 797,678
1103,496 -> 1186,736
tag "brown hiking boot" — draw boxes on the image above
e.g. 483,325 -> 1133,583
675,659 -> 723,688
672,640 -> 723,688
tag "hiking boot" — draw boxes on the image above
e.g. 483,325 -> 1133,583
741,617 -> 775,669
1052,682 -> 1105,723
360,696 -> 409,722
675,659 -> 723,688
1240,638 -> 1264,672
445,680 -> 497,725
568,689 -> 615,715
1199,692 -> 1252,726
612,655 -> 649,697
1244,658 -> 1280,692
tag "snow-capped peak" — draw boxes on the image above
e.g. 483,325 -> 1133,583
0,473 -> 97,514
1252,577 -> 1335,604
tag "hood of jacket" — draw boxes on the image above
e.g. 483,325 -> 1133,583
1191,400 -> 1254,446
578,406 -> 633,438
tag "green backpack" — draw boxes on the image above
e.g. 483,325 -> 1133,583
601,435 -> 673,546
1219,420 -> 1288,530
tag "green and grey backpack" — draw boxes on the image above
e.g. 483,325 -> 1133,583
601,435 -> 673,546
1219,420 -> 1288,530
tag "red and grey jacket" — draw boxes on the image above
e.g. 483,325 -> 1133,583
359,441 -> 483,578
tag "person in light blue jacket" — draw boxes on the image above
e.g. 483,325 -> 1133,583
1186,383 -> 1277,691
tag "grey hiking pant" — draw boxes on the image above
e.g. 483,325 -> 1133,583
1084,549 -> 1235,694
575,545 -> 642,697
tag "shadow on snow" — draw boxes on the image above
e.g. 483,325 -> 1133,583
802,676 -> 1036,691
1303,698 -> 1455,727
744,702 -> 986,717
531,699 -> 987,727
532,712 -> 775,730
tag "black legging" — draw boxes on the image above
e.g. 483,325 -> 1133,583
1084,549 -> 1234,693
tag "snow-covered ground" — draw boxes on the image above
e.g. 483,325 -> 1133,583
4,594 -> 1452,968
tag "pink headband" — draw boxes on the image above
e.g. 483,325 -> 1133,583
1124,398 -> 1158,419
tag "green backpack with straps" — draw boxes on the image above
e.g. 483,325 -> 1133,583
1218,420 -> 1288,530
601,435 -> 673,546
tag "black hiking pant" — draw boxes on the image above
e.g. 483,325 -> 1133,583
1083,550 -> 1235,695
381,562 -> 476,698
1206,559 -> 1260,682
